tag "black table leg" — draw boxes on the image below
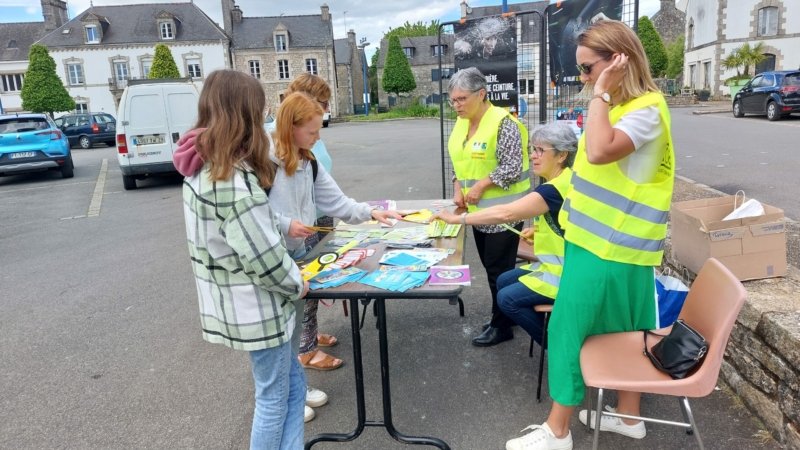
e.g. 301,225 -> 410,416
375,298 -> 451,449
305,298 -> 367,448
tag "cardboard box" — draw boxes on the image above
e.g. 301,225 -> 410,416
671,196 -> 787,281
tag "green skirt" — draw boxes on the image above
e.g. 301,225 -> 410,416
547,242 -> 657,406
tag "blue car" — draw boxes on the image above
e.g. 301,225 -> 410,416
0,113 -> 74,179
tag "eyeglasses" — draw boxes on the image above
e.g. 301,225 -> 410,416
576,54 -> 612,74
530,146 -> 555,157
447,90 -> 481,106
318,100 -> 330,109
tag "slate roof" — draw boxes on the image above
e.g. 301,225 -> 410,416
377,35 -> 454,69
334,38 -> 350,64
231,15 -> 333,50
0,22 -> 48,62
36,2 -> 228,48
466,1 -> 548,19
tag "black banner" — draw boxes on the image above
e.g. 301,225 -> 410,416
547,0 -> 623,85
453,16 -> 518,108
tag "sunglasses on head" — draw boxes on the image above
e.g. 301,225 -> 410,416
576,54 -> 612,74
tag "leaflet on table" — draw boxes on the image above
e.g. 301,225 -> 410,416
401,209 -> 434,224
379,264 -> 429,272
334,229 -> 387,239
322,248 -> 376,271
380,226 -> 430,241
379,250 -> 449,267
411,247 -> 456,255
357,270 -> 430,292
385,239 -> 434,249
381,252 -> 431,267
309,267 -> 368,290
429,265 -> 471,286
431,199 -> 455,208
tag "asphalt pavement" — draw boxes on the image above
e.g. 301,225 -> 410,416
0,122 -> 781,450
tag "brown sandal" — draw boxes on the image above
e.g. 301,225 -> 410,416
299,349 -> 343,371
317,333 -> 338,347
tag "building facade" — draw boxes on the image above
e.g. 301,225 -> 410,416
36,2 -> 230,115
684,0 -> 800,96
652,0 -> 687,45
221,0 -> 339,117
334,30 -> 366,115
0,0 -> 67,113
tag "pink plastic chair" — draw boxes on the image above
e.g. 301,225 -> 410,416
579,258 -> 747,450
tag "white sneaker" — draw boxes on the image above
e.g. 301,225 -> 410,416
506,423 -> 573,450
304,405 -> 315,423
579,406 -> 647,439
306,386 -> 328,408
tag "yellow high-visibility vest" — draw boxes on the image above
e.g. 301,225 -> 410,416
448,105 -> 530,213
518,168 -> 571,299
559,91 -> 675,266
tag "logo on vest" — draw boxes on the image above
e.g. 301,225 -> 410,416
472,142 -> 488,151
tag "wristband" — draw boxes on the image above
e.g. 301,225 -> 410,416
461,212 -> 468,226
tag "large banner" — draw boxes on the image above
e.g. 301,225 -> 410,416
547,0 -> 623,85
453,16 -> 518,108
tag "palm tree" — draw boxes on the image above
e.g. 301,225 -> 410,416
737,42 -> 766,77
720,53 -> 743,78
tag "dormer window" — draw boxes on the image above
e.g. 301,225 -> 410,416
403,47 -> 414,58
431,45 -> 447,56
275,34 -> 287,52
160,22 -> 174,39
86,26 -> 99,43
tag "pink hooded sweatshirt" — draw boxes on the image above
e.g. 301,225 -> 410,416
173,128 -> 207,177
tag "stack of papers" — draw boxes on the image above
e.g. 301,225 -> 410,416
379,250 -> 449,267
381,252 -> 430,267
325,248 -> 375,270
385,239 -> 434,249
427,220 -> 462,238
309,268 -> 367,290
358,270 -> 431,292
401,209 -> 434,224
379,264 -> 429,272
429,265 -> 471,286
380,226 -> 430,241
431,199 -> 455,208
335,229 -> 387,239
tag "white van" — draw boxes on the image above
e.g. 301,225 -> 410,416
115,79 -> 199,190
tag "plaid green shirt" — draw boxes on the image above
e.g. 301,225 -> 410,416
183,166 -> 304,351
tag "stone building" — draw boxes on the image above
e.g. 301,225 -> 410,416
0,0 -> 67,113
36,2 -> 230,114
334,30 -> 366,116
684,0 -> 800,96
221,0 -> 339,118
376,35 -> 454,108
651,0 -> 687,45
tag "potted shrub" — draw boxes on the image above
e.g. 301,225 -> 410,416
721,42 -> 765,97
697,89 -> 711,101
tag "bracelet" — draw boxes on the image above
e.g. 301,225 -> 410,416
461,212 -> 468,226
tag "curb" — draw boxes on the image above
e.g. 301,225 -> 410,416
345,117 -> 439,123
692,109 -> 731,115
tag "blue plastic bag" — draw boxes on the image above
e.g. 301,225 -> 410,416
655,273 -> 689,328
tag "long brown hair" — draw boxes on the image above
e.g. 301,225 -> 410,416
576,20 -> 659,105
274,92 -> 324,176
286,72 -> 331,103
193,70 -> 275,188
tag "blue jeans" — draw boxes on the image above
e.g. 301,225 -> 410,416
496,268 -> 555,346
249,342 -> 307,450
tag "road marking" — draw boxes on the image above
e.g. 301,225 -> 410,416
0,181 -> 94,195
87,159 -> 108,218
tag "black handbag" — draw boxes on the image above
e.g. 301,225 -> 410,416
643,319 -> 708,380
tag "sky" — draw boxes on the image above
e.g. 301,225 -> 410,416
0,0 -> 667,62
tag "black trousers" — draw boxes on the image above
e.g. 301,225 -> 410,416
472,223 -> 523,331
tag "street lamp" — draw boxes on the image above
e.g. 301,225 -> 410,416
358,38 -> 371,116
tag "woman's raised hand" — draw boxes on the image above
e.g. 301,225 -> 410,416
288,219 -> 314,238
594,53 -> 629,96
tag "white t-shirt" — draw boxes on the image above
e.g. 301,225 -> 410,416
612,105 -> 667,184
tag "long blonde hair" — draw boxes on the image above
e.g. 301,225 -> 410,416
274,92 -> 324,176
577,20 -> 659,106
193,70 -> 275,188
286,72 -> 332,103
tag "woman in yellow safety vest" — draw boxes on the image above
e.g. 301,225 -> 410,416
504,20 -> 675,450
446,67 -> 531,347
432,122 -> 577,348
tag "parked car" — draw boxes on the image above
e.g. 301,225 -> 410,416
733,70 -> 800,121
54,112 -> 117,149
0,113 -> 73,179
115,79 -> 199,190
323,110 -> 331,128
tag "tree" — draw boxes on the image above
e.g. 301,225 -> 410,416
637,17 -> 667,78
149,44 -> 181,78
381,35 -> 416,97
383,20 -> 440,41
665,34 -> 685,79
368,49 -> 380,105
736,42 -> 766,77
20,45 -> 75,116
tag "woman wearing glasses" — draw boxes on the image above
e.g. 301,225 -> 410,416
433,122 -> 576,348
446,67 -> 530,347
503,20 -> 675,450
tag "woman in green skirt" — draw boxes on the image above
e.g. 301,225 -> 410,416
504,20 -> 675,450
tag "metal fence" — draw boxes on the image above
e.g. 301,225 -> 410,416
437,0 -> 638,199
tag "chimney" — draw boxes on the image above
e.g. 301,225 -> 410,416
42,0 -> 68,32
220,0 -> 234,33
461,1 -> 468,20
347,29 -> 356,45
320,4 -> 330,21
232,5 -> 243,25
661,0 -> 675,11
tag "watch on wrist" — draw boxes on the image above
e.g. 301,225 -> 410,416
461,212 -> 468,226
593,92 -> 611,104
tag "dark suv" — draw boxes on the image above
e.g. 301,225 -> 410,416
54,113 -> 117,149
733,70 -> 800,121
